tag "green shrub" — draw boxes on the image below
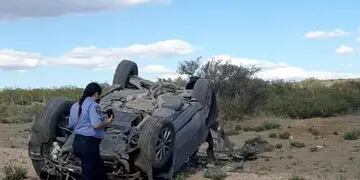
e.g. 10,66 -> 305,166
263,121 -> 281,129
177,59 -> 268,121
0,86 -> 84,124
3,163 -> 27,180
264,80 -> 360,119
0,104 -> 44,124
0,87 -> 82,105
343,129 -> 360,140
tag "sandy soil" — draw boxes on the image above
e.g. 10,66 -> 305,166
0,123 -> 37,179
228,115 -> 360,180
1,115 -> 360,180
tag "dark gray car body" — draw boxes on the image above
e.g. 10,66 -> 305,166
28,60 -> 218,179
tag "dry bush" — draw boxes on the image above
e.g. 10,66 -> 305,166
2,163 -> 27,180
279,132 -> 290,139
343,129 -> 360,140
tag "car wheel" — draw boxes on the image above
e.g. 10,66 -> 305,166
138,117 -> 175,170
192,79 -> 218,129
192,79 -> 212,106
113,60 -> 138,87
192,79 -> 214,113
28,97 -> 74,177
185,76 -> 200,89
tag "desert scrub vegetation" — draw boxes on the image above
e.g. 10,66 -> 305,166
242,121 -> 281,132
265,79 -> 360,119
343,129 -> 360,140
0,87 -> 83,123
0,84 -> 112,124
0,87 -> 83,105
177,58 -> 360,122
263,121 -> 281,129
177,58 -> 268,122
0,104 -> 43,123
2,163 -> 27,180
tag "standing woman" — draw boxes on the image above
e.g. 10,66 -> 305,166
68,82 -> 114,180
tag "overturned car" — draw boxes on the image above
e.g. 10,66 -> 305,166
28,60 -> 219,179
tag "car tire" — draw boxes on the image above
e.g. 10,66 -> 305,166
192,79 -> 218,129
113,60 -> 138,87
185,76 -> 200,89
192,79 -> 212,107
28,97 -> 74,177
138,117 -> 175,170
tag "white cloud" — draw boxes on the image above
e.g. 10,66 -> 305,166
212,55 -> 288,71
357,37 -> 360,42
335,45 -> 355,54
0,39 -> 193,71
0,49 -> 44,70
305,29 -> 350,39
55,39 -> 193,69
211,55 -> 360,81
0,0 -> 169,20
142,65 -> 173,74
141,64 -> 186,80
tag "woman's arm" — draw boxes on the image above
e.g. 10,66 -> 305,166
93,115 -> 114,129
68,103 -> 78,129
89,104 -> 114,129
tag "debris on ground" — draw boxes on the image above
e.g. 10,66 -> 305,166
275,144 -> 283,149
290,141 -> 306,148
194,133 -> 274,176
220,162 -> 244,172
242,136 -> 274,159
278,132 -> 290,139
309,145 -> 322,152
204,166 -> 227,179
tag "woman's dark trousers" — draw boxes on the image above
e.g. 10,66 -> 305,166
73,134 -> 107,180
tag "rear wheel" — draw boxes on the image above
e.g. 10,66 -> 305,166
192,79 -> 212,107
192,79 -> 218,130
113,60 -> 138,87
138,117 -> 175,170
28,97 -> 74,177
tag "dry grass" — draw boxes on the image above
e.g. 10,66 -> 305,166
343,129 -> 360,140
2,163 -> 27,180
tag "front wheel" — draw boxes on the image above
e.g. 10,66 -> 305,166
138,117 -> 175,170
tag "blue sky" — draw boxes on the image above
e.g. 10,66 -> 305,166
0,0 -> 360,88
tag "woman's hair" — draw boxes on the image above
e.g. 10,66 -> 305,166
78,82 -> 102,117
